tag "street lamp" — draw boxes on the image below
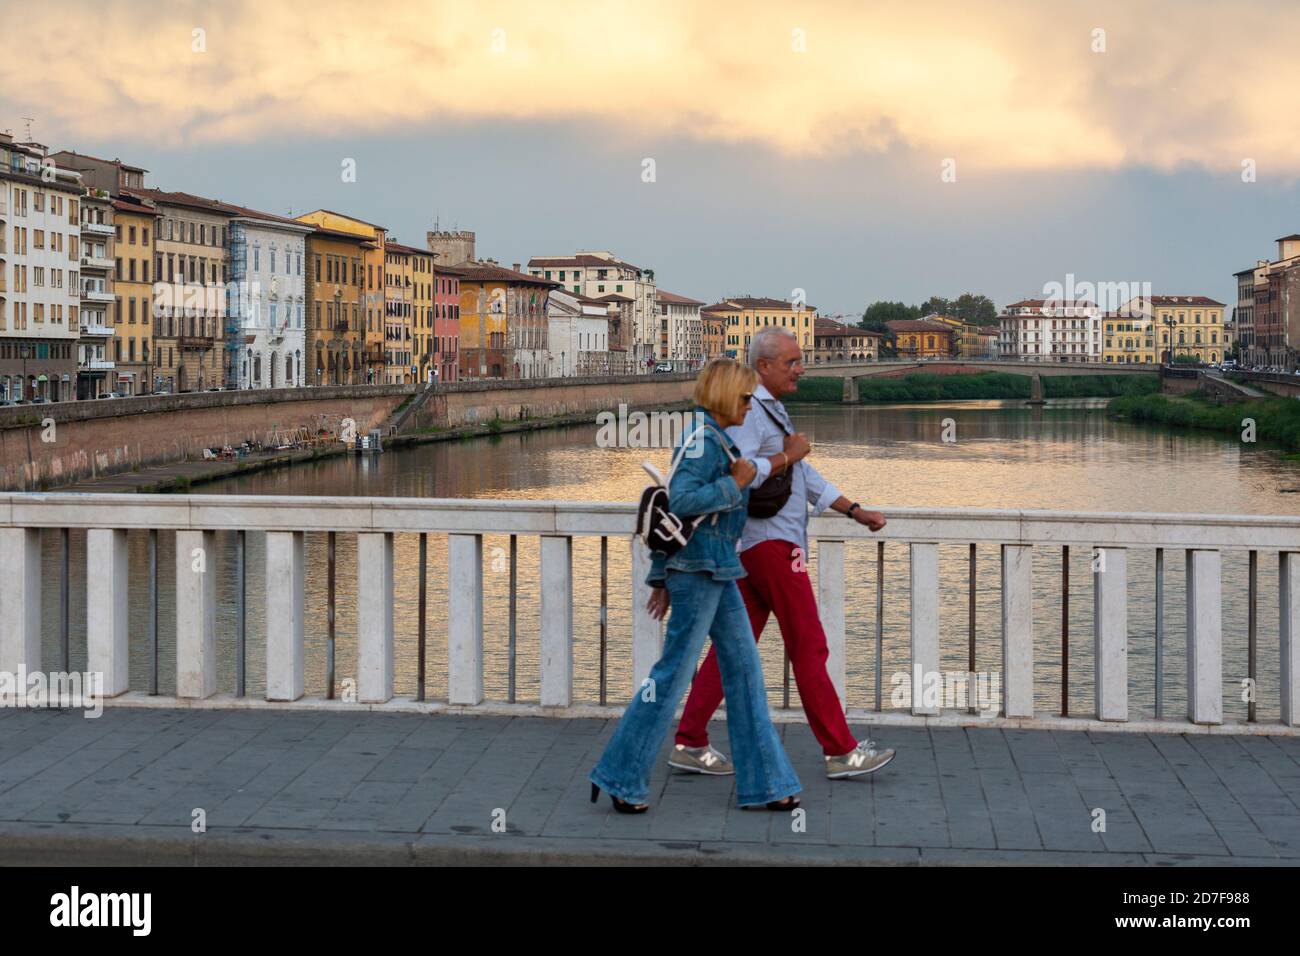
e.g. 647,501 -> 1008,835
1162,316 -> 1177,364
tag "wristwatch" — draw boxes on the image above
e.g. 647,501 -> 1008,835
846,502 -> 861,519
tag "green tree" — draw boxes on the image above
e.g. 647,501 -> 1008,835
919,296 -> 952,317
860,301 -> 920,327
860,301 -> 914,358
951,293 -> 998,326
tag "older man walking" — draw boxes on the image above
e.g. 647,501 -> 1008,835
664,326 -> 896,779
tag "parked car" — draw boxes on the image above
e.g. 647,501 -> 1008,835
653,363 -> 674,373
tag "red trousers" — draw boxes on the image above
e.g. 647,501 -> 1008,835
675,538 -> 858,756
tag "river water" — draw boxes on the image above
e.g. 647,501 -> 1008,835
39,398 -> 1300,722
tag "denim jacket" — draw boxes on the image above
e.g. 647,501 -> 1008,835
646,407 -> 751,586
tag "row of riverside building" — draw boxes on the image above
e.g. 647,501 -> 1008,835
1,133 -> 1268,403
0,136 -> 882,401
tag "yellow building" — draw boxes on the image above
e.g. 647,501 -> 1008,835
1101,310 -> 1156,364
701,296 -> 816,360
111,195 -> 157,394
302,227 -> 367,385
926,313 -> 990,357
125,187 -> 232,392
383,242 -> 435,384
1143,295 -> 1227,364
296,210 -> 387,382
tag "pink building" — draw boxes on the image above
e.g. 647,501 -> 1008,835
431,263 -> 463,384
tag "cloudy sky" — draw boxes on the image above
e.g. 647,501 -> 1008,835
3,0 -> 1297,314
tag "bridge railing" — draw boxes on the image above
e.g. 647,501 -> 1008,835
1,494 -> 1298,731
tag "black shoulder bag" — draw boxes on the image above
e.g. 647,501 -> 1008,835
747,400 -> 794,519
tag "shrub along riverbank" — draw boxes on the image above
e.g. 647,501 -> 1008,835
787,372 -> 1159,403
1107,392 -> 1300,455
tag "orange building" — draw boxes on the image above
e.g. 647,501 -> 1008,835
303,227 -> 367,385
885,318 -> 953,358
700,308 -> 729,360
296,210 -> 387,382
454,261 -> 558,379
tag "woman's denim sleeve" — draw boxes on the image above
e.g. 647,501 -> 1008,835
647,551 -> 666,587
668,434 -> 741,517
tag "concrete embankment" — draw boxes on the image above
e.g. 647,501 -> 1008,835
62,406 -> 692,493
1,374 -> 695,491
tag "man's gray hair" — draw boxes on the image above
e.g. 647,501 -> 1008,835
749,326 -> 797,368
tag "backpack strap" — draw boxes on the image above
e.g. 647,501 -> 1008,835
667,423 -> 737,483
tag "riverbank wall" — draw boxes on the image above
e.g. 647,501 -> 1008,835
0,375 -> 696,491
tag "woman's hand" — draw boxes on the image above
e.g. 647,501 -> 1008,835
647,587 -> 670,620
730,457 -> 758,488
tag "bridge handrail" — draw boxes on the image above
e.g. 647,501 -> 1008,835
2,494 -> 1298,731
1,494 -> 1297,549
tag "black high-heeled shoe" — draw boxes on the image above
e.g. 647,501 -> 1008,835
590,782 -> 649,813
743,795 -> 801,811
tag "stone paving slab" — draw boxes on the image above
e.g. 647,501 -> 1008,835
0,707 -> 1296,865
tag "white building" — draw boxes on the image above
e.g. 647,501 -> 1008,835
0,135 -> 85,402
226,206 -> 311,389
655,290 -> 704,365
546,288 -> 610,376
77,189 -> 116,398
998,298 -> 1101,362
528,251 -> 657,366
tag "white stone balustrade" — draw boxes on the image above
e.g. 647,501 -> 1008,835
1,493 -> 1298,731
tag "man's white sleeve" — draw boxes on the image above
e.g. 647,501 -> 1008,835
726,410 -> 772,487
803,460 -> 841,514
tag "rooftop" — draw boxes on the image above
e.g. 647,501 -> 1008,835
47,149 -> 148,174
457,261 -> 561,286
656,290 -> 704,306
528,253 -> 646,273
885,319 -> 954,333
702,296 -> 816,312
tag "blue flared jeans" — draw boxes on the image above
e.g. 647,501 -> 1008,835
589,570 -> 801,807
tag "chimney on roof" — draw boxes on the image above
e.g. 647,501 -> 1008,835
513,263 -> 520,272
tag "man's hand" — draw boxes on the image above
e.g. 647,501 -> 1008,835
783,433 -> 811,464
854,509 -> 887,532
647,587 -> 670,620
730,457 -> 757,488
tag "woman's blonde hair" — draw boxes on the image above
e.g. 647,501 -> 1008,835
693,358 -> 759,421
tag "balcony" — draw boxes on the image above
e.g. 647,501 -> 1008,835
85,359 -> 115,370
178,335 -> 217,350
81,288 -> 114,303
81,221 -> 114,237
79,323 -> 114,338
80,255 -> 114,271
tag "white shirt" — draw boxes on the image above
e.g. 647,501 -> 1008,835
725,383 -> 842,556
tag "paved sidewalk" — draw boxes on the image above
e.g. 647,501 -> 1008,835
0,706 -> 1296,865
